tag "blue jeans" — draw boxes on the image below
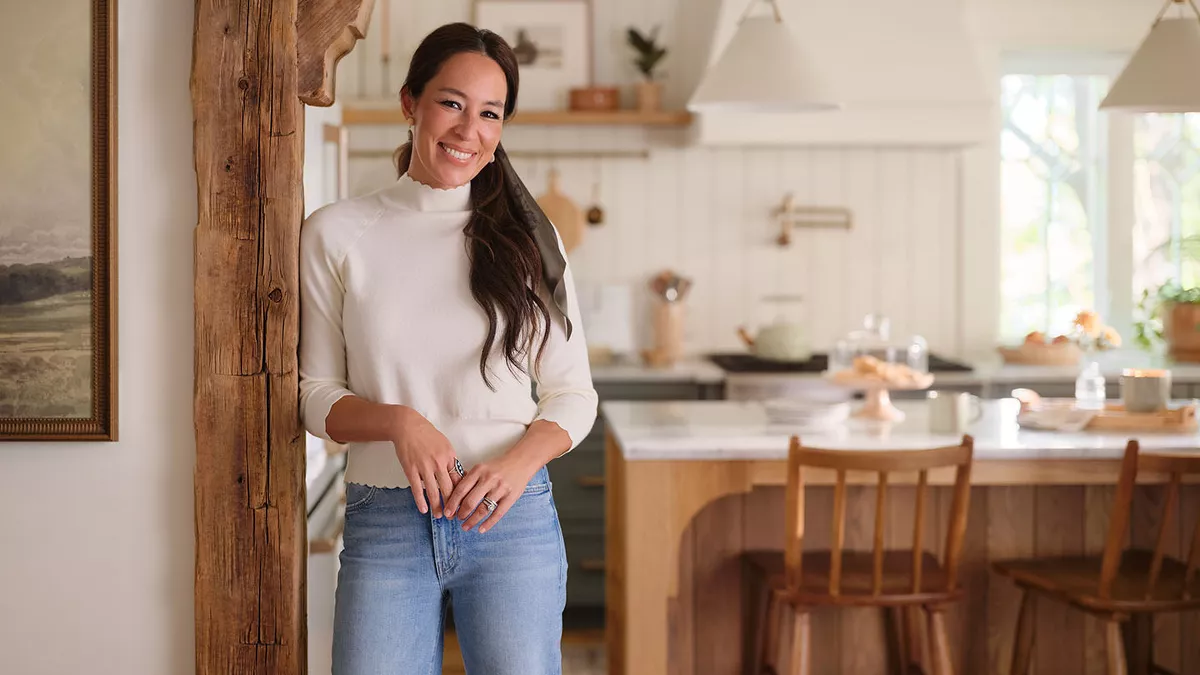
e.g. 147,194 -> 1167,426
332,466 -> 567,675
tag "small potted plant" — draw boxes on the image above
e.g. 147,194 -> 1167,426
1133,282 -> 1200,361
1132,234 -> 1200,361
627,25 -> 667,112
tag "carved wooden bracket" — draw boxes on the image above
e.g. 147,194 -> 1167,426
298,0 -> 375,106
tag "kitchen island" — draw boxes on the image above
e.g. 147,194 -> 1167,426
602,399 -> 1200,675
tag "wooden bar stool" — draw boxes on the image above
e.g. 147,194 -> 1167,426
993,440 -> 1200,675
743,434 -> 976,675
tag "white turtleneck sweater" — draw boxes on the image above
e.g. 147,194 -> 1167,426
298,173 -> 598,489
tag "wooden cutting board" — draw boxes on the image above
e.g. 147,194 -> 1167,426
536,169 -> 584,253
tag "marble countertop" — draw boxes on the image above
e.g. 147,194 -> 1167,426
600,398 -> 1200,461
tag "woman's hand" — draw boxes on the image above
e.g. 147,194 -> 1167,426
390,406 -> 461,518
444,455 -> 535,534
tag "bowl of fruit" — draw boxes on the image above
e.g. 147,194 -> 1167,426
998,311 -> 1121,366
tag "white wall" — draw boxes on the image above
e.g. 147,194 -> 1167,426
350,126 -> 965,356
0,0 -> 197,673
338,0 -> 1161,360
341,0 -> 967,357
304,102 -> 345,216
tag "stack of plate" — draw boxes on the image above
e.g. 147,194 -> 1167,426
763,399 -> 851,428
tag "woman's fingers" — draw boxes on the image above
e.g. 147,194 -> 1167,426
460,483 -> 510,532
421,466 -> 444,518
405,466 -> 429,515
447,457 -> 464,487
456,478 -> 499,530
444,470 -> 479,519
475,493 -> 515,534
433,465 -> 455,517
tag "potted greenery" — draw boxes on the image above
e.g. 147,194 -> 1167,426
1131,234 -> 1200,361
627,25 -> 667,112
1133,282 -> 1200,361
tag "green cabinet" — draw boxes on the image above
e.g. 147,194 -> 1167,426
549,379 -> 721,628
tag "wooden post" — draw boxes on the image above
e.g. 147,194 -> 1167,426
191,0 -> 370,672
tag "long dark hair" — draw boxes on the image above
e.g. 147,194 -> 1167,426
396,23 -> 552,390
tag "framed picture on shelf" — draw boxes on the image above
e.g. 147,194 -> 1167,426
472,0 -> 592,111
0,0 -> 117,441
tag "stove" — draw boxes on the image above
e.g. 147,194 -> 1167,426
708,352 -> 974,374
708,352 -> 974,401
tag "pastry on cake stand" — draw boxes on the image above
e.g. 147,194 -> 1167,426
824,358 -> 935,422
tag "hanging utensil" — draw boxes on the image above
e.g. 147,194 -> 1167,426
586,165 -> 605,225
536,168 -> 585,253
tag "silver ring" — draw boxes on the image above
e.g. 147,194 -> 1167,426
481,496 -> 498,514
453,458 -> 465,477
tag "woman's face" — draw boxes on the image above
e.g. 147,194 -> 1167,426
401,52 -> 508,190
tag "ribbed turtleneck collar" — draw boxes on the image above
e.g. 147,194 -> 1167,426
384,172 -> 472,213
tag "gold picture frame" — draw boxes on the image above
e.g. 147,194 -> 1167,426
0,0 -> 118,441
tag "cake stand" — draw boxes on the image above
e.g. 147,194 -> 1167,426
823,373 -> 935,422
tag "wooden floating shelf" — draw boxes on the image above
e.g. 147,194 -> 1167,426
342,105 -> 693,128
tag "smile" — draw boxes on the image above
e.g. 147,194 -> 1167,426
438,142 -> 475,162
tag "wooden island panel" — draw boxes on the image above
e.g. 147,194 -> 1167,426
606,437 -> 1200,675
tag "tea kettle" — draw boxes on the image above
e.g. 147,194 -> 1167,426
737,294 -> 811,362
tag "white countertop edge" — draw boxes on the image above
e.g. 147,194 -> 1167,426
601,400 -> 1200,461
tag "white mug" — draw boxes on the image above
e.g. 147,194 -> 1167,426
928,391 -> 982,434
1120,369 -> 1171,413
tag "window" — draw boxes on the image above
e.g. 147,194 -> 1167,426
1132,115 -> 1200,294
998,61 -> 1200,344
999,73 -> 1109,341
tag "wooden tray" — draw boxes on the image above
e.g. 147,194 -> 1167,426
1018,399 -> 1198,433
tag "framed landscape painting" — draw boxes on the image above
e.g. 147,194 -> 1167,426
0,0 -> 117,441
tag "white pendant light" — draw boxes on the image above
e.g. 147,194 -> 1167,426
687,0 -> 840,112
1100,0 -> 1200,112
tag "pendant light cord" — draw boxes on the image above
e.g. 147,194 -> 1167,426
738,0 -> 784,25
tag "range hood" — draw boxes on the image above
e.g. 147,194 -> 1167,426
685,0 -> 995,147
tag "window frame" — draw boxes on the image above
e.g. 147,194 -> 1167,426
998,52 -> 1136,340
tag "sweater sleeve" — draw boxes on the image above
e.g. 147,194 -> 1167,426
530,231 -> 599,453
298,207 -> 357,441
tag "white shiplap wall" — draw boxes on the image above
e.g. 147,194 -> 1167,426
336,0 -> 967,357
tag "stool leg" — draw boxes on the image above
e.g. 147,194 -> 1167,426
886,607 -> 909,675
905,606 -> 926,673
926,607 -> 954,675
759,593 -> 782,674
1010,589 -> 1035,675
1122,614 -> 1152,675
788,609 -> 812,675
748,578 -> 767,675
1106,619 -> 1128,675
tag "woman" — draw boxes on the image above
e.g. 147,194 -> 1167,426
298,22 -> 598,675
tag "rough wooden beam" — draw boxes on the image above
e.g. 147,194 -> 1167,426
192,0 -> 305,672
298,0 -> 374,106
